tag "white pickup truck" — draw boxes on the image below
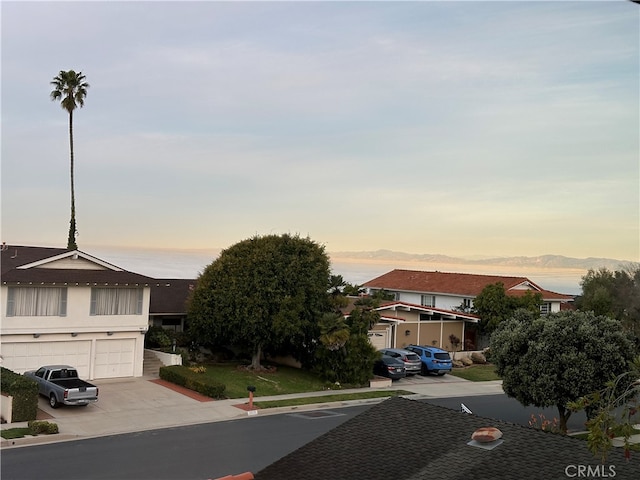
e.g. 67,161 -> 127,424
24,365 -> 99,408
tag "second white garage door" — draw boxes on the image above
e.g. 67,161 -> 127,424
94,339 -> 135,378
368,330 -> 388,350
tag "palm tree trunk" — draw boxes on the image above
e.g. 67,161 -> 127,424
67,109 -> 77,250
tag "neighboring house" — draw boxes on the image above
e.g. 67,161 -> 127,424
1,245 -> 153,380
370,300 -> 479,351
253,396 -> 639,480
148,279 -> 196,332
363,269 -> 574,315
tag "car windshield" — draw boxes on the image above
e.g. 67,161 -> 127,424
434,353 -> 450,360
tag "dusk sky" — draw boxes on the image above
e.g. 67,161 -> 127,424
2,1 -> 638,263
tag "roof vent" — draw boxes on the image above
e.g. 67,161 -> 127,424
468,427 -> 503,450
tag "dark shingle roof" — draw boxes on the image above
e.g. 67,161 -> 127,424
149,279 -> 197,314
254,397 -> 640,480
1,245 -> 154,285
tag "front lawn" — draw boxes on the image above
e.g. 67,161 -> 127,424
195,363 -> 330,399
449,364 -> 501,381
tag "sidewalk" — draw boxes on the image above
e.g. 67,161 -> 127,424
1,374 -> 504,448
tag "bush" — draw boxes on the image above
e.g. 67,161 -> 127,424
145,326 -> 173,348
0,367 -> 38,422
159,365 -> 226,399
28,420 -> 59,435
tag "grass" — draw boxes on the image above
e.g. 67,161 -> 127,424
449,364 -> 501,381
1,427 -> 31,439
196,363 -> 336,399
253,390 -> 414,409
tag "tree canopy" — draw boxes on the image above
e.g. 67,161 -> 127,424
472,282 -> 542,334
491,309 -> 636,433
576,266 -> 640,346
186,234 -> 332,369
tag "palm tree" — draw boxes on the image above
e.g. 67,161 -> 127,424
50,70 -> 89,250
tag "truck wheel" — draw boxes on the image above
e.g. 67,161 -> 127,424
49,394 -> 60,409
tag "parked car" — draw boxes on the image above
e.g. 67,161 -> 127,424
405,345 -> 453,376
378,348 -> 422,376
373,355 -> 407,380
24,365 -> 99,408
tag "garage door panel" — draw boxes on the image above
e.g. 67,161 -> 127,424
1,341 -> 91,377
94,339 -> 135,379
368,330 -> 388,350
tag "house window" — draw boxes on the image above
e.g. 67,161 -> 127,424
90,287 -> 143,315
419,313 -> 434,321
421,295 -> 435,307
462,298 -> 472,310
6,287 -> 67,317
540,303 -> 551,315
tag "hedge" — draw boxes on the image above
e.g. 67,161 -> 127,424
0,367 -> 38,422
159,365 -> 226,399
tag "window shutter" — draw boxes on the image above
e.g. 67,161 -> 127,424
90,288 -> 97,315
6,287 -> 15,317
136,288 -> 143,315
60,288 -> 68,316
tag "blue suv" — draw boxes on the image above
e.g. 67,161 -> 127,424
405,345 -> 453,376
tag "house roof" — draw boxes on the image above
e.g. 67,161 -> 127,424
363,269 -> 573,301
254,397 -> 639,480
149,279 -> 197,315
1,245 -> 154,286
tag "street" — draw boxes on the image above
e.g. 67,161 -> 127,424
1,393 -> 590,479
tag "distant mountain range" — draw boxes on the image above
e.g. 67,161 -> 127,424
329,249 -> 639,271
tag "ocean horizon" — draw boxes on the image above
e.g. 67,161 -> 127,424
87,245 -> 586,295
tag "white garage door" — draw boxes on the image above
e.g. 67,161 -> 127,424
368,330 -> 388,350
0,341 -> 91,377
94,339 -> 135,379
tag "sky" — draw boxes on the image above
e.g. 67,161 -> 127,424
1,0 -> 639,264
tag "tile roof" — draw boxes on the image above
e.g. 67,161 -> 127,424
149,279 -> 197,314
254,397 -> 640,480
363,269 -> 573,300
1,245 -> 154,285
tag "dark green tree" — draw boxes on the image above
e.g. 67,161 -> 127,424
491,310 -> 636,433
50,70 -> 89,250
577,267 -> 640,345
472,282 -> 542,334
186,234 -> 332,370
313,304 -> 380,385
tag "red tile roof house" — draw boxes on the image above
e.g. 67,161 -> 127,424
1,245 -> 155,379
363,269 -> 574,350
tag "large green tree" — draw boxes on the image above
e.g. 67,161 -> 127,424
577,267 -> 640,345
491,310 -> 636,433
472,282 -> 542,334
187,234 -> 332,370
50,70 -> 89,250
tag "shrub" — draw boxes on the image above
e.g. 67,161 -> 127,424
159,365 -> 226,399
145,326 -> 173,348
28,420 -> 59,435
0,367 -> 38,422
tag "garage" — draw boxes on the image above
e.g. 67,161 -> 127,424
0,340 -> 92,378
368,329 -> 388,350
94,339 -> 135,378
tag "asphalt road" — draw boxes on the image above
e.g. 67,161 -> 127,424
1,405 -> 370,480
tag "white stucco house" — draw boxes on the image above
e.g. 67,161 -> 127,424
1,245 -> 153,380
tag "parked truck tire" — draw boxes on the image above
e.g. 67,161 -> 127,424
49,393 -> 60,409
